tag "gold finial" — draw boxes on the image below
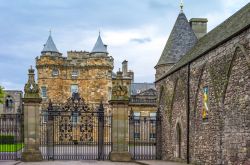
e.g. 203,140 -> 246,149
180,0 -> 184,11
49,29 -> 52,36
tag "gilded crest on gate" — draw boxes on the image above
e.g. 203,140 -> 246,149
61,92 -> 93,112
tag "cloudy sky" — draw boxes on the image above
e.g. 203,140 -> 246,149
0,0 -> 249,90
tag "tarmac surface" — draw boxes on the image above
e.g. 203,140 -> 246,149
0,160 -> 188,165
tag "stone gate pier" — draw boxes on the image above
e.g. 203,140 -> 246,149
21,67 -> 43,161
109,82 -> 132,161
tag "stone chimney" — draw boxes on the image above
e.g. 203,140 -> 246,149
116,69 -> 123,79
127,70 -> 134,83
122,60 -> 128,76
189,18 -> 208,39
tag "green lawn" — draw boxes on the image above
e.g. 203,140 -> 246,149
0,143 -> 24,152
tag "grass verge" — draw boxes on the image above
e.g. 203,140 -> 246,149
0,143 -> 24,152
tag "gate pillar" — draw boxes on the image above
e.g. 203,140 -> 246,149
21,66 -> 43,161
109,84 -> 132,162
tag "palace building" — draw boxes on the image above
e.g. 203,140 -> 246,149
36,34 -> 114,109
36,32 -> 157,115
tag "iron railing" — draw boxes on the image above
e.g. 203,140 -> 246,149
129,109 -> 161,160
0,114 -> 24,160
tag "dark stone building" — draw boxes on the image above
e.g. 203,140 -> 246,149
0,90 -> 23,114
155,3 -> 250,165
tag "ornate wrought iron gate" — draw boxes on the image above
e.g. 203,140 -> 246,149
40,94 -> 112,160
129,109 -> 161,160
0,114 -> 23,160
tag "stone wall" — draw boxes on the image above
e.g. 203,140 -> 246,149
155,64 -> 174,80
156,27 -> 250,164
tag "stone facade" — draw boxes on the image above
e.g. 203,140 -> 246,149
36,51 -> 113,109
155,64 -> 174,81
155,4 -> 250,165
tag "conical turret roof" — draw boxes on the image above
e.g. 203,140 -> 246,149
41,34 -> 59,54
156,12 -> 197,67
91,34 -> 108,53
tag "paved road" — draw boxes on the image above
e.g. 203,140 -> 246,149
0,160 -> 138,165
0,160 -> 188,165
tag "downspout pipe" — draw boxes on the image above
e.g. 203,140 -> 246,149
187,62 -> 191,164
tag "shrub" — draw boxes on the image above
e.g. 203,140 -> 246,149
0,135 -> 15,144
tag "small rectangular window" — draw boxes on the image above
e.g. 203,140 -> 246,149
72,70 -> 78,77
150,112 -> 157,124
52,69 -> 59,76
71,85 -> 78,95
41,87 -> 47,98
149,133 -> 156,139
134,133 -> 140,139
150,112 -> 156,119
133,112 -> 140,123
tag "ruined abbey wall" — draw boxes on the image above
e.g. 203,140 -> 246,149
156,26 -> 250,165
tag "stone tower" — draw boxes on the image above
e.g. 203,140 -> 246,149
36,33 -> 114,108
155,8 -> 197,80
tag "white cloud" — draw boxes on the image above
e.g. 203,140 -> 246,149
0,80 -> 23,91
220,0 -> 249,9
47,25 -> 167,83
205,0 -> 249,31
103,27 -> 166,82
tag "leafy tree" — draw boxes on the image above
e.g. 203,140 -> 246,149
0,86 -> 4,104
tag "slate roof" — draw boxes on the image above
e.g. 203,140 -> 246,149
41,35 -> 59,54
156,11 -> 197,67
156,2 -> 250,82
91,34 -> 108,53
131,83 -> 155,95
136,88 -> 157,96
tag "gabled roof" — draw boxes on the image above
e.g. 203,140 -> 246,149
131,83 -> 155,95
41,34 -> 59,54
156,11 -> 197,67
156,2 -> 250,82
91,34 -> 108,53
136,88 -> 157,96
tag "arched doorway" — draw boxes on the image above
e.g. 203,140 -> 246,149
176,123 -> 181,158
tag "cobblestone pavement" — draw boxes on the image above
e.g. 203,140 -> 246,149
0,160 -> 188,165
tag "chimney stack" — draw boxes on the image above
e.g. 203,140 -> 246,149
189,18 -> 208,39
122,60 -> 128,76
